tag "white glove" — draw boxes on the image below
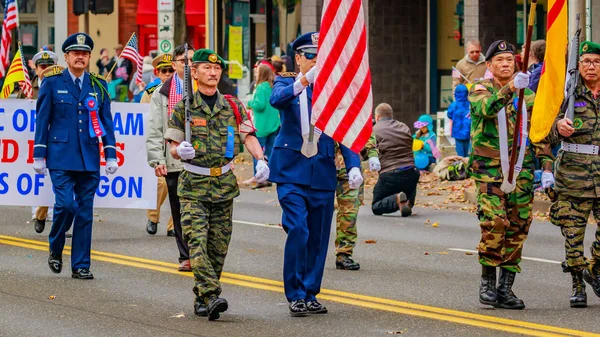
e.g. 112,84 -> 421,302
305,66 -> 317,84
541,171 -> 555,189
513,72 -> 530,90
254,159 -> 270,183
33,158 -> 46,176
348,167 -> 363,189
177,141 -> 196,160
105,159 -> 118,175
368,157 -> 381,172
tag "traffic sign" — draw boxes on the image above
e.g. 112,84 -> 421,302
159,39 -> 173,53
157,0 -> 173,11
158,25 -> 174,39
159,12 -> 173,25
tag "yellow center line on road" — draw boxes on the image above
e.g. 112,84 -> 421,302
0,234 -> 597,337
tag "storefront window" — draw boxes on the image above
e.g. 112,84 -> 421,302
19,0 -> 36,13
48,0 -> 54,13
272,0 -> 302,57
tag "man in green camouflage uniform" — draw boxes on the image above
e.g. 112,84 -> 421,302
549,41 -> 600,308
469,40 -> 553,310
334,133 -> 379,270
165,49 -> 268,320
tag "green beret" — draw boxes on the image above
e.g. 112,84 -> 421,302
192,49 -> 226,70
580,41 -> 600,55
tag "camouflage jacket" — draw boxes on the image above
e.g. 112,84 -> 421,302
164,90 -> 250,202
468,79 -> 553,183
550,83 -> 600,197
335,132 -> 378,177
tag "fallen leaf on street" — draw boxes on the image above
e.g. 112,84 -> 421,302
431,222 -> 439,227
97,219 -> 105,222
170,313 -> 186,318
387,330 -> 407,335
465,252 -> 474,255
424,220 -> 431,224
363,239 -> 377,244
424,252 -> 430,255
438,251 -> 449,255
48,295 -> 56,300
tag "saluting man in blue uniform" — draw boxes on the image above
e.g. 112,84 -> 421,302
33,32 -> 118,280
269,32 -> 363,317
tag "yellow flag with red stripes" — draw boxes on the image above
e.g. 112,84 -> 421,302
530,0 -> 568,142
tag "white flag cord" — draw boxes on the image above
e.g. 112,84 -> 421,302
498,103 -> 528,194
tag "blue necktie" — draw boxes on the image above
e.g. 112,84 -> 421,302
74,78 -> 81,97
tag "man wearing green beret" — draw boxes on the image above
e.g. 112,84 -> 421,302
164,49 -> 269,320
550,41 -> 600,308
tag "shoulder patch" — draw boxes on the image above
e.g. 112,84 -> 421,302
90,72 -> 106,82
146,86 -> 158,95
279,72 -> 297,78
43,65 -> 64,78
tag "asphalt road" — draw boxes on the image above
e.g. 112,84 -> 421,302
1,188 -> 600,337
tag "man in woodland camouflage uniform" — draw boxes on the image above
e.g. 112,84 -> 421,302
334,134 -> 380,270
469,40 -> 553,310
550,41 -> 600,308
165,49 -> 268,320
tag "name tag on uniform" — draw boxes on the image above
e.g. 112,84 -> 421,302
57,90 -> 68,94
191,118 -> 206,127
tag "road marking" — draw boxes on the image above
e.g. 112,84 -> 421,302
233,219 -> 281,229
0,234 -> 597,337
449,248 -> 562,265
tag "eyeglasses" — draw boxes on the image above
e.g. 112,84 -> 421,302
301,52 -> 317,60
580,59 -> 600,68
159,68 -> 175,74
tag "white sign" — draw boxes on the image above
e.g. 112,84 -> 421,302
158,25 -> 174,39
159,39 -> 173,53
157,0 -> 173,11
0,100 -> 157,209
159,12 -> 173,25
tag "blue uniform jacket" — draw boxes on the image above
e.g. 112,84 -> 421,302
268,75 -> 360,191
33,70 -> 117,171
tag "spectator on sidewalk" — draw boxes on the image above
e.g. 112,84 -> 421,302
413,114 -> 438,169
371,103 -> 419,217
447,84 -> 472,157
527,40 -> 546,92
452,40 -> 487,93
112,44 -> 133,102
245,63 -> 280,188
96,48 -> 111,76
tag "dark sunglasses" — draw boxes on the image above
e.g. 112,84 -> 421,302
301,52 -> 317,60
159,68 -> 175,74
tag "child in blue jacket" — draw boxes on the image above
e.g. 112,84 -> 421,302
447,84 -> 471,157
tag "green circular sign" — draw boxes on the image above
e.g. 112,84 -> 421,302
160,40 -> 172,53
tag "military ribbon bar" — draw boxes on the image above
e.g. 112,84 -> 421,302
85,97 -> 106,138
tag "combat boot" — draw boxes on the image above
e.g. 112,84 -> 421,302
336,255 -> 360,270
194,297 -> 208,317
206,296 -> 228,321
479,266 -> 497,306
495,268 -> 525,309
570,270 -> 587,308
583,264 -> 600,298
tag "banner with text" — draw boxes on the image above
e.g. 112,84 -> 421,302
0,100 -> 157,209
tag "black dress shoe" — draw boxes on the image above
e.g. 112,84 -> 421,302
166,230 -> 175,237
194,297 -> 208,317
146,220 -> 158,235
335,255 -> 360,270
72,268 -> 94,279
48,253 -> 62,274
306,300 -> 328,314
289,299 -> 308,317
207,296 -> 228,321
34,218 -> 46,233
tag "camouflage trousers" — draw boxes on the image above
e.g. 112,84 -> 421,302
335,176 -> 364,256
180,197 -> 233,300
475,180 -> 533,273
550,195 -> 600,273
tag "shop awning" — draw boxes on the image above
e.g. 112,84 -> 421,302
186,0 -> 205,26
137,0 -> 157,26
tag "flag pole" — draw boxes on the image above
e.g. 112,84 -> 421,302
508,0 -> 537,183
106,32 -> 135,82
452,66 -> 472,84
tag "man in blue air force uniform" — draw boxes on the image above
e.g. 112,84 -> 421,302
269,32 -> 363,317
33,32 -> 118,280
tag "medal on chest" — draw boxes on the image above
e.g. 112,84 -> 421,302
85,96 -> 106,138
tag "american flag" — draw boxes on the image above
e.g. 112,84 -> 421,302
311,0 -> 372,153
0,0 -> 19,78
121,33 -> 143,84
18,43 -> 32,97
